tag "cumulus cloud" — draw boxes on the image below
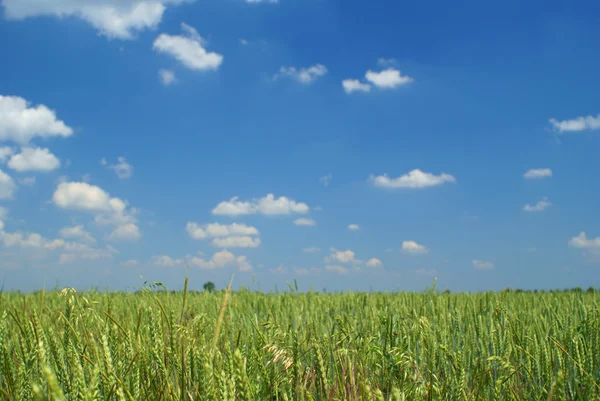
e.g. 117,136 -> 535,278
153,23 -> 223,71
342,79 -> 371,94
1,0 -> 188,40
108,223 -> 141,241
524,168 -> 552,179
370,169 -> 456,189
121,259 -> 140,267
53,182 -> 141,240
186,222 -> 259,239
365,68 -> 413,89
325,249 -> 357,264
524,198 -> 551,212
102,157 -> 133,179
189,250 -> 252,271
7,147 -> 60,172
152,255 -> 184,267
59,225 -> 96,243
0,221 -> 116,263
0,95 -> 73,144
0,147 -> 14,162
0,170 -> 17,199
212,194 -> 309,216
211,236 -> 261,248
549,114 -> 600,133
401,241 -> 428,254
186,222 -> 260,248
473,259 -> 493,270
325,265 -> 348,274
348,224 -> 360,231
274,64 -> 327,84
53,182 -> 117,211
366,258 -> 382,268
569,232 -> 600,249
159,69 -> 176,86
294,218 -> 316,226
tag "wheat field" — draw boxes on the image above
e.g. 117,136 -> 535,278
0,280 -> 599,400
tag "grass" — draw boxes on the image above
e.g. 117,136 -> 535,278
0,280 -> 599,400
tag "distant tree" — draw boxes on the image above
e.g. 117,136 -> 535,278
203,281 -> 216,293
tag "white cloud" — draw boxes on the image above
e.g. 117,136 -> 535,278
366,258 -> 382,268
365,68 -> 413,89
0,147 -> 14,162
473,259 -> 493,270
7,147 -> 60,172
2,0 -> 188,40
44,239 -> 66,250
325,265 -> 348,274
294,218 -> 316,226
153,23 -> 223,71
53,182 -> 140,238
211,236 -> 261,248
257,194 -> 309,215
121,259 -> 140,267
569,232 -> 600,249
159,69 -> 176,86
18,177 -> 36,187
186,222 -> 259,239
102,157 -> 133,179
186,222 -> 259,248
239,38 -> 249,45
319,173 -> 332,187
401,241 -> 428,254
0,207 -> 7,220
0,95 -> 73,144
325,249 -> 357,264
370,169 -> 456,189
348,224 -> 360,231
524,198 -> 551,212
189,249 -> 252,271
59,225 -> 96,243
1,231 -> 47,248
524,168 -> 552,179
0,170 -> 17,199
152,255 -> 184,267
108,223 -> 141,241
53,182 -> 114,211
549,114 -> 600,133
212,194 -> 309,216
342,79 -> 371,94
0,221 -> 116,263
274,64 -> 327,84
303,247 -> 320,253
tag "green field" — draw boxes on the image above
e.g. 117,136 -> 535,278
1,281 -> 599,400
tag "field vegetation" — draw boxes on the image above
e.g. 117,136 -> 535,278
0,279 -> 599,400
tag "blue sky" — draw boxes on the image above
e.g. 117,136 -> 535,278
0,0 -> 599,292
